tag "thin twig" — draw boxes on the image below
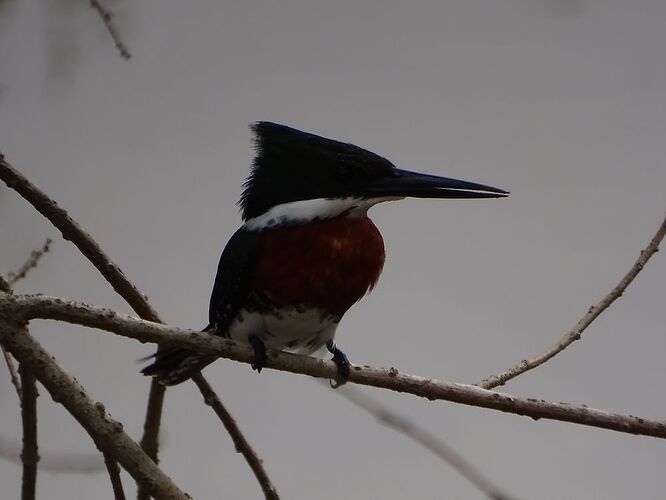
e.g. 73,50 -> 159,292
5,295 -> 666,440
89,0 -> 132,60
7,239 -> 52,286
137,381 -> 166,500
332,384 -> 515,500
2,345 -> 22,397
0,319 -> 190,500
0,153 -> 274,500
19,363 -> 39,500
104,452 -> 127,500
478,213 -> 666,389
192,374 -> 280,500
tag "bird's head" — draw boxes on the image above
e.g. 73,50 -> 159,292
240,122 -> 508,229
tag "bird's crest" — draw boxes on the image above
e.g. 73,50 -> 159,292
239,122 -> 396,220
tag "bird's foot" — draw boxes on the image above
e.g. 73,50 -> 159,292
249,335 -> 266,372
327,340 -> 350,388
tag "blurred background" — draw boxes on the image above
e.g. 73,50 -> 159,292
1,0 -> 665,498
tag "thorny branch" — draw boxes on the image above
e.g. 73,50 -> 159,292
89,0 -> 132,60
3,294 -> 666,439
478,213 -> 666,390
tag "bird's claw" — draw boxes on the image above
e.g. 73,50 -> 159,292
327,340 -> 350,388
249,335 -> 266,372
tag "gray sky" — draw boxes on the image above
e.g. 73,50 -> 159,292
1,0 -> 665,498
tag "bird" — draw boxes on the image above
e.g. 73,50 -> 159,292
142,122 -> 508,385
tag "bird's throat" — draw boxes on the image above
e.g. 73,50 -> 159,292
252,215 -> 386,313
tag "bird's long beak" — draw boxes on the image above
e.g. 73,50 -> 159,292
364,168 -> 509,199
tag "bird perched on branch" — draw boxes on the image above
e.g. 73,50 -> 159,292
142,122 -> 508,385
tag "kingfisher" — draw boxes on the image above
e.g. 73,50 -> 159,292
142,122 -> 508,385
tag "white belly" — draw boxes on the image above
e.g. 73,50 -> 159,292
226,307 -> 339,355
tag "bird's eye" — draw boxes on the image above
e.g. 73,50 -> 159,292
334,164 -> 354,180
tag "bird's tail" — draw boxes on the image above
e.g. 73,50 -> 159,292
140,325 -> 216,386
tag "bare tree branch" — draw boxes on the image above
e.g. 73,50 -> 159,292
2,239 -> 50,432
0,318 -> 190,500
478,213 -> 666,390
7,239 -> 52,286
0,154 -> 160,322
0,154 -> 165,498
4,294 -> 666,440
2,152 -> 663,496
89,0 -> 132,60
332,384 -> 515,500
1,151 -> 464,500
104,452 -> 127,500
19,362 -> 39,500
6,254 -> 115,493
2,345 -> 22,397
191,375 -> 280,500
0,153 -> 274,500
137,382 -> 166,500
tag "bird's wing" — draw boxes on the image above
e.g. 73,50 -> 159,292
208,227 -> 262,332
